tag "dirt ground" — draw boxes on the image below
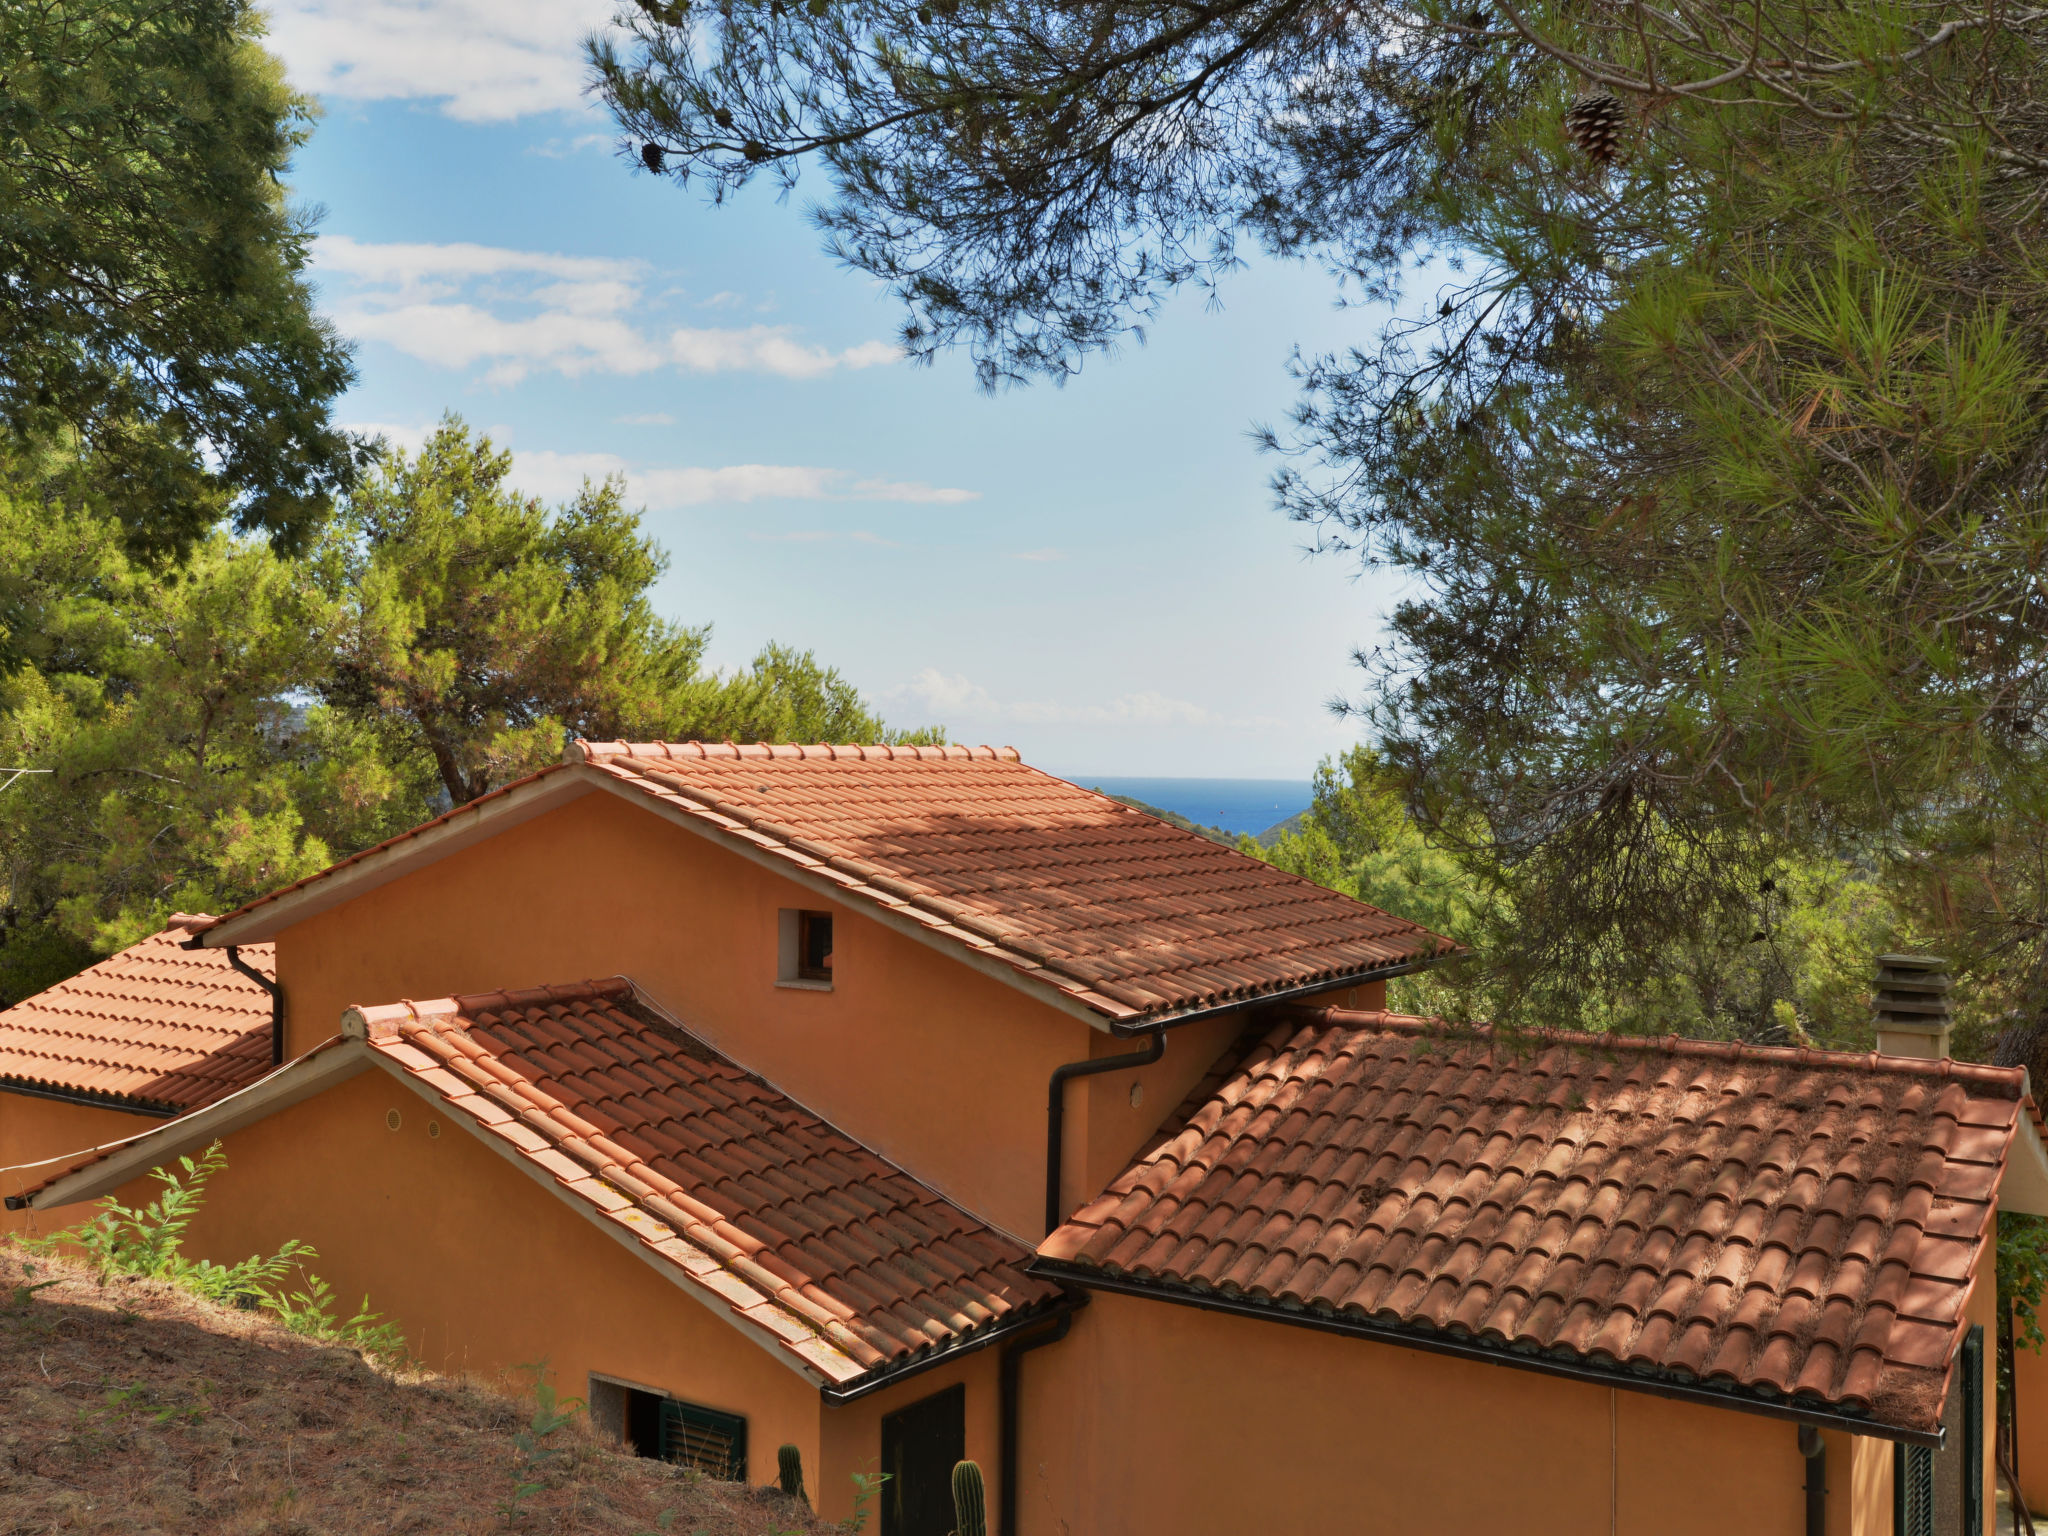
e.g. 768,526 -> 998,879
0,1242 -> 836,1536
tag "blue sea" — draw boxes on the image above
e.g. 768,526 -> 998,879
1076,777 -> 1315,837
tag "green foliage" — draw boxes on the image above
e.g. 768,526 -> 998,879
29,1141 -> 409,1364
595,0 -> 2048,1029
1251,747 -> 1900,1041
9,1262 -> 61,1312
497,1361 -> 585,1525
2001,1213 -> 2048,1354
260,1272 -> 409,1365
842,1465 -> 890,1533
29,1142 -> 312,1306
0,426 -> 937,991
0,452 -> 438,984
320,418 -> 941,807
950,1459 -> 986,1536
0,0 -> 361,550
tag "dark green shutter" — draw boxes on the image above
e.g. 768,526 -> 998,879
1895,1443 -> 1934,1536
658,1398 -> 748,1481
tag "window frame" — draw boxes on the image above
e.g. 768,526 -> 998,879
776,907 -> 836,990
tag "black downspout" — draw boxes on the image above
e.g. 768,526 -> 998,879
1799,1425 -> 1826,1536
223,946 -> 284,1066
1044,1030 -> 1164,1237
999,1298 -> 1080,1536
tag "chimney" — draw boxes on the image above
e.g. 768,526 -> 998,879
1872,954 -> 1953,1059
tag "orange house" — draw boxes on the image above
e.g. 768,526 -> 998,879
7,740 -> 2047,1535
0,914 -> 275,1229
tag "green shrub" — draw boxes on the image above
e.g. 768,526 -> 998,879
29,1140 -> 407,1363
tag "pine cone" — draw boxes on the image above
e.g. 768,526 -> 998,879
640,143 -> 665,173
1563,92 -> 1625,163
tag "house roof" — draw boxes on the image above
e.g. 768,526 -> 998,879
346,977 -> 1062,1390
578,742 -> 1456,1024
197,743 -> 1453,1027
1038,1005 -> 2043,1438
0,916 -> 273,1115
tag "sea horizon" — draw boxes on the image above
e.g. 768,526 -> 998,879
1068,775 -> 1315,836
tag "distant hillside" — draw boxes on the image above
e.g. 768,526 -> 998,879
1097,791 -> 1236,846
0,1243 -> 829,1536
1254,810 -> 1311,847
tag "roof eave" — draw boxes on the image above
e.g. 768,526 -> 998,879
0,1076 -> 184,1120
2001,1098 -> 2048,1217
1110,954 -> 1459,1037
819,1288 -> 1085,1403
1029,1261 -> 1946,1447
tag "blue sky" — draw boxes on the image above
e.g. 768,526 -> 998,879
269,0 -> 1410,778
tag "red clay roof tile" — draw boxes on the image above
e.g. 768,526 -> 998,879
0,917 -> 273,1113
201,745 -> 1454,1023
1039,1005 -> 2033,1435
348,977 -> 1059,1388
570,742 -> 1452,1022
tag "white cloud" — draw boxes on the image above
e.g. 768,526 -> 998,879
313,236 -> 900,384
485,448 -> 974,509
891,670 -> 1237,728
669,327 -> 900,380
315,236 -> 636,290
263,0 -> 615,122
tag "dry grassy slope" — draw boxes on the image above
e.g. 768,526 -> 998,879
0,1244 -> 834,1536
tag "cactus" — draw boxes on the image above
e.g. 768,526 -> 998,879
777,1443 -> 807,1505
951,1459 -> 986,1536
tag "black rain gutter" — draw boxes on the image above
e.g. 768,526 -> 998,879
999,1292 -> 1083,1536
0,1077 -> 179,1124
1031,1260 -> 1944,1449
1044,958 -> 1438,1237
817,1298 -> 1073,1405
1097,957 -> 1439,1039
184,930 -> 283,1066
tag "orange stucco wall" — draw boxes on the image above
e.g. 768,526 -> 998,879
58,1060 -> 1011,1521
1018,1289 -> 1903,1536
180,1067 -> 822,1470
265,786 -> 1285,1241
2020,1323 -> 2048,1515
0,1088 -> 164,1235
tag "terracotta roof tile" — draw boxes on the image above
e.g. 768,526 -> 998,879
348,977 -> 1059,1388
202,745 -> 1452,1022
572,742 -> 1452,1022
1040,1006 -> 2034,1435
0,917 -> 273,1113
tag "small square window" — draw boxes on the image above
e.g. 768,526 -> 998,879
778,909 -> 835,989
798,911 -> 833,981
